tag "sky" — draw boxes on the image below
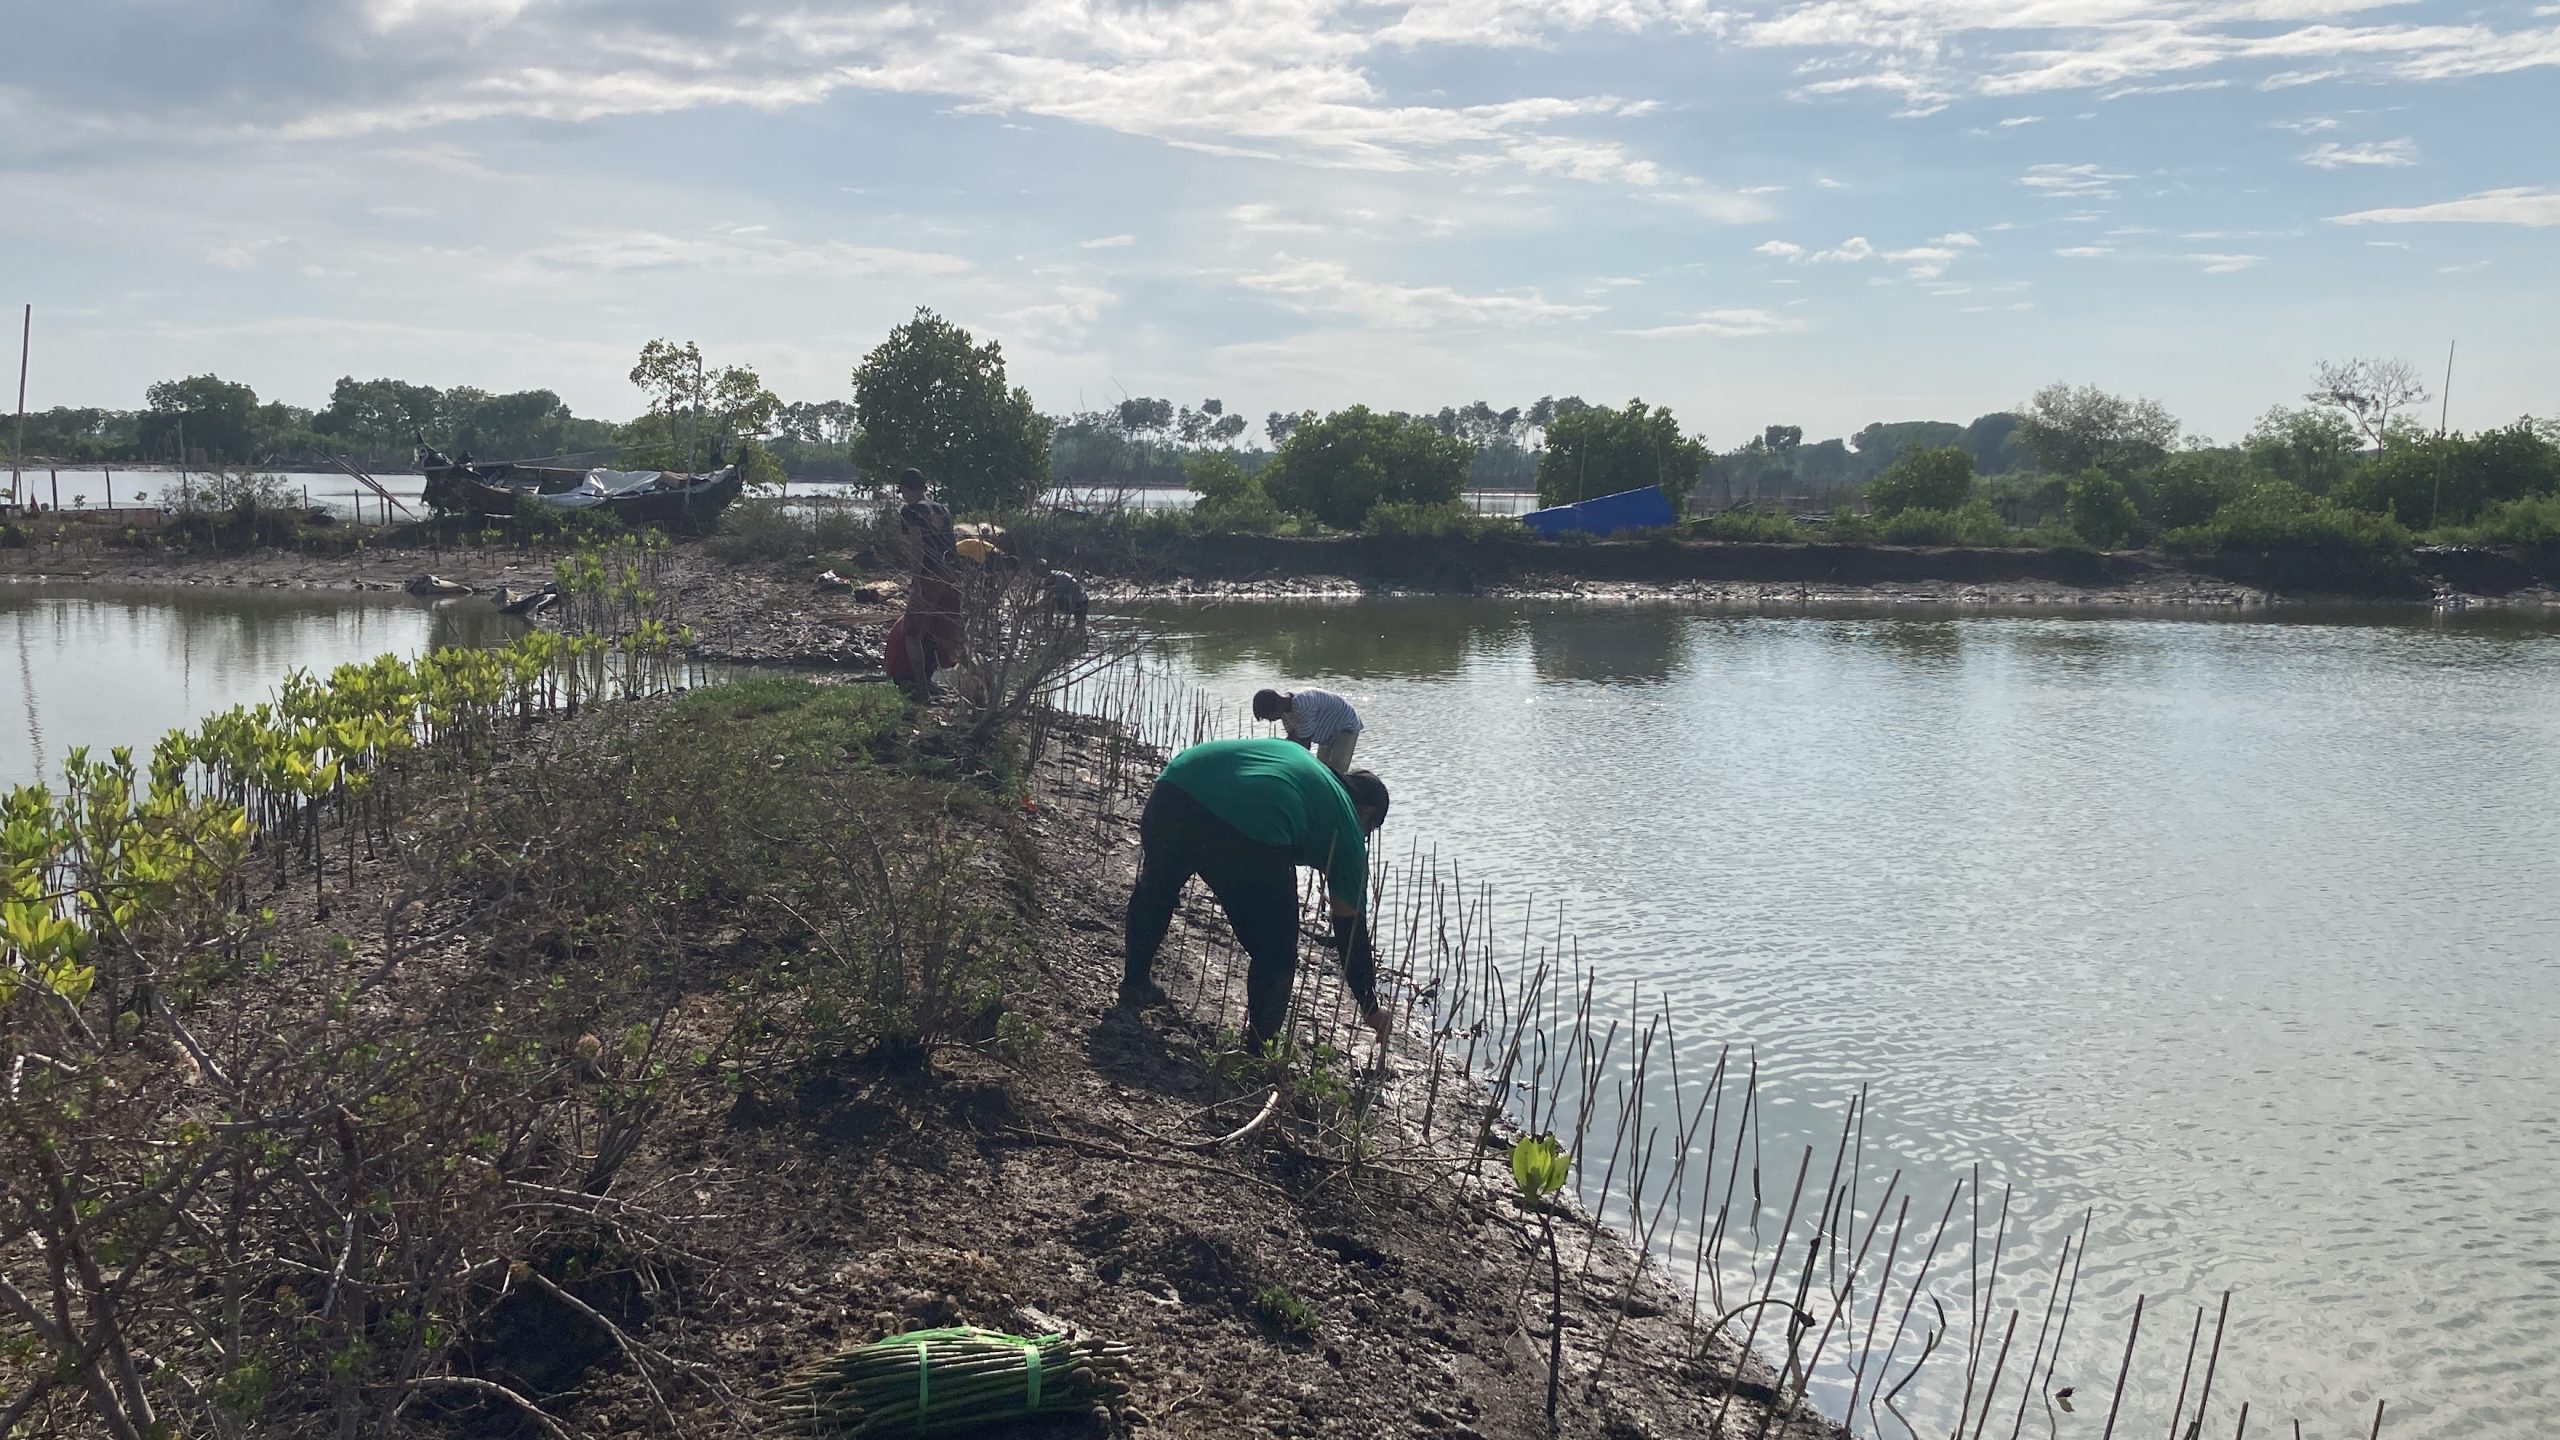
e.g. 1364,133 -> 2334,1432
5,0 -> 2556,445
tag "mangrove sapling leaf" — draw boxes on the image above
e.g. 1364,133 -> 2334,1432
1509,1134 -> 1574,1440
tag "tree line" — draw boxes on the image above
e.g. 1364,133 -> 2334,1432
13,315 -> 2556,558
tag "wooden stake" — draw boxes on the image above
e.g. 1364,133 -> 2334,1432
11,304 -> 26,512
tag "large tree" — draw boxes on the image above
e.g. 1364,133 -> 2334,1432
853,310 -> 1053,512
1865,446 -> 1975,516
1534,398 -> 1708,509
138,374 -> 262,464
2014,382 -> 2181,476
1264,406 -> 1471,528
313,377 -> 444,453
628,339 -> 779,471
2305,357 -> 2430,448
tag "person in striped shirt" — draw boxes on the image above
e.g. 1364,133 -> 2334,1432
1252,687 -> 1363,773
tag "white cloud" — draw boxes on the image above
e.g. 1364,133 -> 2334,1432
2185,252 -> 2263,273
2101,79 -> 2231,100
2302,137 -> 2418,167
1078,234 -> 1137,249
1616,308 -> 1807,339
1236,258 -> 1600,329
2435,259 -> 2492,273
2270,115 -> 2341,134
2329,186 -> 2560,227
2363,239 -> 2411,249
2055,246 -> 2115,258
2020,163 -> 2129,199
1758,230 -> 1978,279
1998,114 -> 2042,126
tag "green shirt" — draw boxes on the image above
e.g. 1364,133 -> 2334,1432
1158,738 -> 1369,915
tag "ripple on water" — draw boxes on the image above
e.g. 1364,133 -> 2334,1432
1143,599 -> 2560,1439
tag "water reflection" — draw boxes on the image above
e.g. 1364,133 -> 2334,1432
1129,595 -> 2560,1440
1,584 -> 519,787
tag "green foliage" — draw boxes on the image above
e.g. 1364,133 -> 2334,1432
2015,382 -> 2180,475
622,339 -> 780,472
1252,1285 -> 1322,1340
2242,406 -> 2364,495
1509,1133 -> 1571,1202
1687,510 -> 1809,542
139,373 -> 263,463
853,308 -> 1055,513
1362,499 -> 1517,539
1180,449 -> 1286,532
1830,498 -> 2013,546
2135,449 -> 2246,531
2163,478 -> 2412,555
1866,446 -> 1975,516
2430,493 -> 2560,545
1534,398 -> 1707,509
2065,470 -> 2139,548
2332,421 -> 2560,528
1265,405 -> 1471,528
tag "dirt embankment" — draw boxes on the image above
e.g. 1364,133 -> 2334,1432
0,542 -> 910,668
124,694 -> 1828,1440
1062,532 -> 2560,607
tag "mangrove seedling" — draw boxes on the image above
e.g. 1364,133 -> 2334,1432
1510,1133 -> 1573,1440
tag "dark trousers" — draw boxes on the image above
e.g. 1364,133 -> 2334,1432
1125,780 -> 1303,1048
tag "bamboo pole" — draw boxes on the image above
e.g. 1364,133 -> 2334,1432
11,304 -> 25,513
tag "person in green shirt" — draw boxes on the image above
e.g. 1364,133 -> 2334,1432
1121,738 -> 1392,1053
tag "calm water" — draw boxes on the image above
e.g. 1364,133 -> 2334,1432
0,583 -> 518,786
9,585 -> 2554,1435
1126,598 -> 2560,1440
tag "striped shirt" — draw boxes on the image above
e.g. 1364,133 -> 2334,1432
1280,688 -> 1362,746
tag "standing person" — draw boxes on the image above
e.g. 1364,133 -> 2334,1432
1252,687 -> 1363,774
896,468 -> 965,696
1121,738 -> 1392,1054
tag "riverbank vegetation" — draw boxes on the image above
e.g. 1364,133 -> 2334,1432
14,308 -> 2560,597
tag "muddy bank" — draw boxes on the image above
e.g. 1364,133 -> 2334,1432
5,672 -> 1828,1439
0,542 -> 905,668
1061,532 -> 2560,607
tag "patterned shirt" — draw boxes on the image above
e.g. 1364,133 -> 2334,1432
1281,688 -> 1361,746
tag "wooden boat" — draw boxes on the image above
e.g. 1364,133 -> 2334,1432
417,442 -> 744,529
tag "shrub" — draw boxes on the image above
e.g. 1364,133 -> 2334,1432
2135,450 -> 2245,532
1186,451 -> 1287,534
1687,510 -> 1807,542
1871,498 -> 2011,546
1264,405 -> 1471,528
2425,493 -> 2560,546
1866,446 -> 1975,516
2163,479 -> 2411,557
1362,499 -> 1518,539
2066,470 -> 2139,548
1534,399 -> 1708,509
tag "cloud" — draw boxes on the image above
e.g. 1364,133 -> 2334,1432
2302,137 -> 2418,167
1236,258 -> 1600,329
2330,187 -> 2560,227
2020,163 -> 2129,199
1078,234 -> 1136,249
1615,307 -> 1807,338
2054,246 -> 2115,258
1998,114 -> 2043,126
2184,252 -> 2263,273
2270,115 -> 2341,133
2100,79 -> 2230,100
1758,230 -> 1978,280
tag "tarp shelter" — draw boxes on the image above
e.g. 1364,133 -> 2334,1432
1518,484 -> 1676,538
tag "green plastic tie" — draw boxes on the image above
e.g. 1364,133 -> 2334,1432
915,1336 -> 929,1434
1023,1340 -> 1042,1412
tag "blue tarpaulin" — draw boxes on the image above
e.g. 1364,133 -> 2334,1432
1518,485 -> 1676,538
